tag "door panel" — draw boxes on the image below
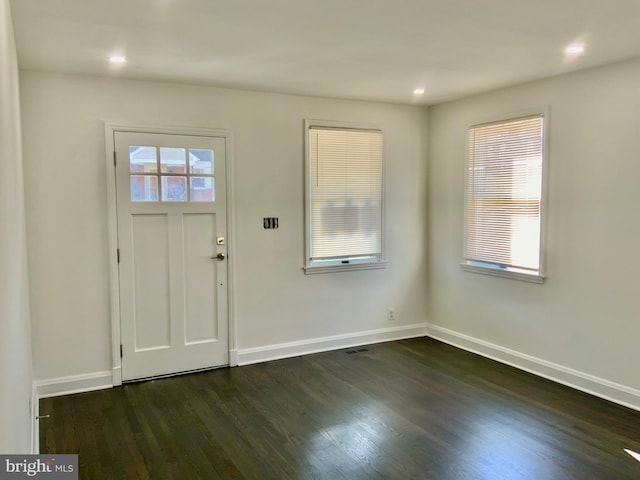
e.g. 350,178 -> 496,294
115,131 -> 228,381
183,213 -> 218,344
132,214 -> 171,350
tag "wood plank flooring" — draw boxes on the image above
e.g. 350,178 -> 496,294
40,338 -> 640,479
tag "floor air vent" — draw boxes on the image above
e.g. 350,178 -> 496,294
346,348 -> 369,354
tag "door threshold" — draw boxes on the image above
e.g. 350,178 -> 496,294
122,364 -> 229,384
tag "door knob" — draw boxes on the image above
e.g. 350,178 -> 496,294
212,253 -> 225,261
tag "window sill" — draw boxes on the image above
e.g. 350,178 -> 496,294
461,262 -> 545,284
304,261 -> 387,275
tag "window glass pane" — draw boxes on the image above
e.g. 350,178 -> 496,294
465,115 -> 543,272
189,149 -> 214,175
161,176 -> 187,202
130,175 -> 158,202
160,147 -> 186,174
190,177 -> 215,202
309,127 -> 383,261
129,146 -> 157,173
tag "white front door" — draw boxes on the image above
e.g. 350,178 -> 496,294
114,131 -> 228,381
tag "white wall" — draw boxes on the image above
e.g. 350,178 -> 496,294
20,71 -> 429,382
0,0 -> 33,453
428,58 -> 640,407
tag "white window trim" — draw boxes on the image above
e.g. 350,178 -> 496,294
460,108 -> 550,284
303,119 -> 387,274
461,261 -> 545,284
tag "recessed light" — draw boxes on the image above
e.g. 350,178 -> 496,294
413,88 -> 425,95
564,43 -> 585,55
109,55 -> 127,64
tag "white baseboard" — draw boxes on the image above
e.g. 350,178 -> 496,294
35,371 -> 113,399
427,324 -> 640,412
238,323 -> 428,366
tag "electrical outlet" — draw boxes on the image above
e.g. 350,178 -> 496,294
387,308 -> 396,321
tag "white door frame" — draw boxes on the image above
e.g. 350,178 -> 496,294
104,123 -> 238,386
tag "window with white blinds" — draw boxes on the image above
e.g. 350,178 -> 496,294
305,121 -> 384,272
464,113 -> 546,282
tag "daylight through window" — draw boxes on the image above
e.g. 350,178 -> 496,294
464,114 -> 546,281
305,122 -> 384,272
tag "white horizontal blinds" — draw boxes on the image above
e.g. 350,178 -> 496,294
466,115 -> 544,271
310,127 -> 383,260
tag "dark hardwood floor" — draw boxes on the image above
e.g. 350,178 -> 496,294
40,337 -> 640,479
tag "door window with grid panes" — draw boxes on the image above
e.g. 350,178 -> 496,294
129,146 -> 215,202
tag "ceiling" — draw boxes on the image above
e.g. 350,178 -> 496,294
10,0 -> 640,105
